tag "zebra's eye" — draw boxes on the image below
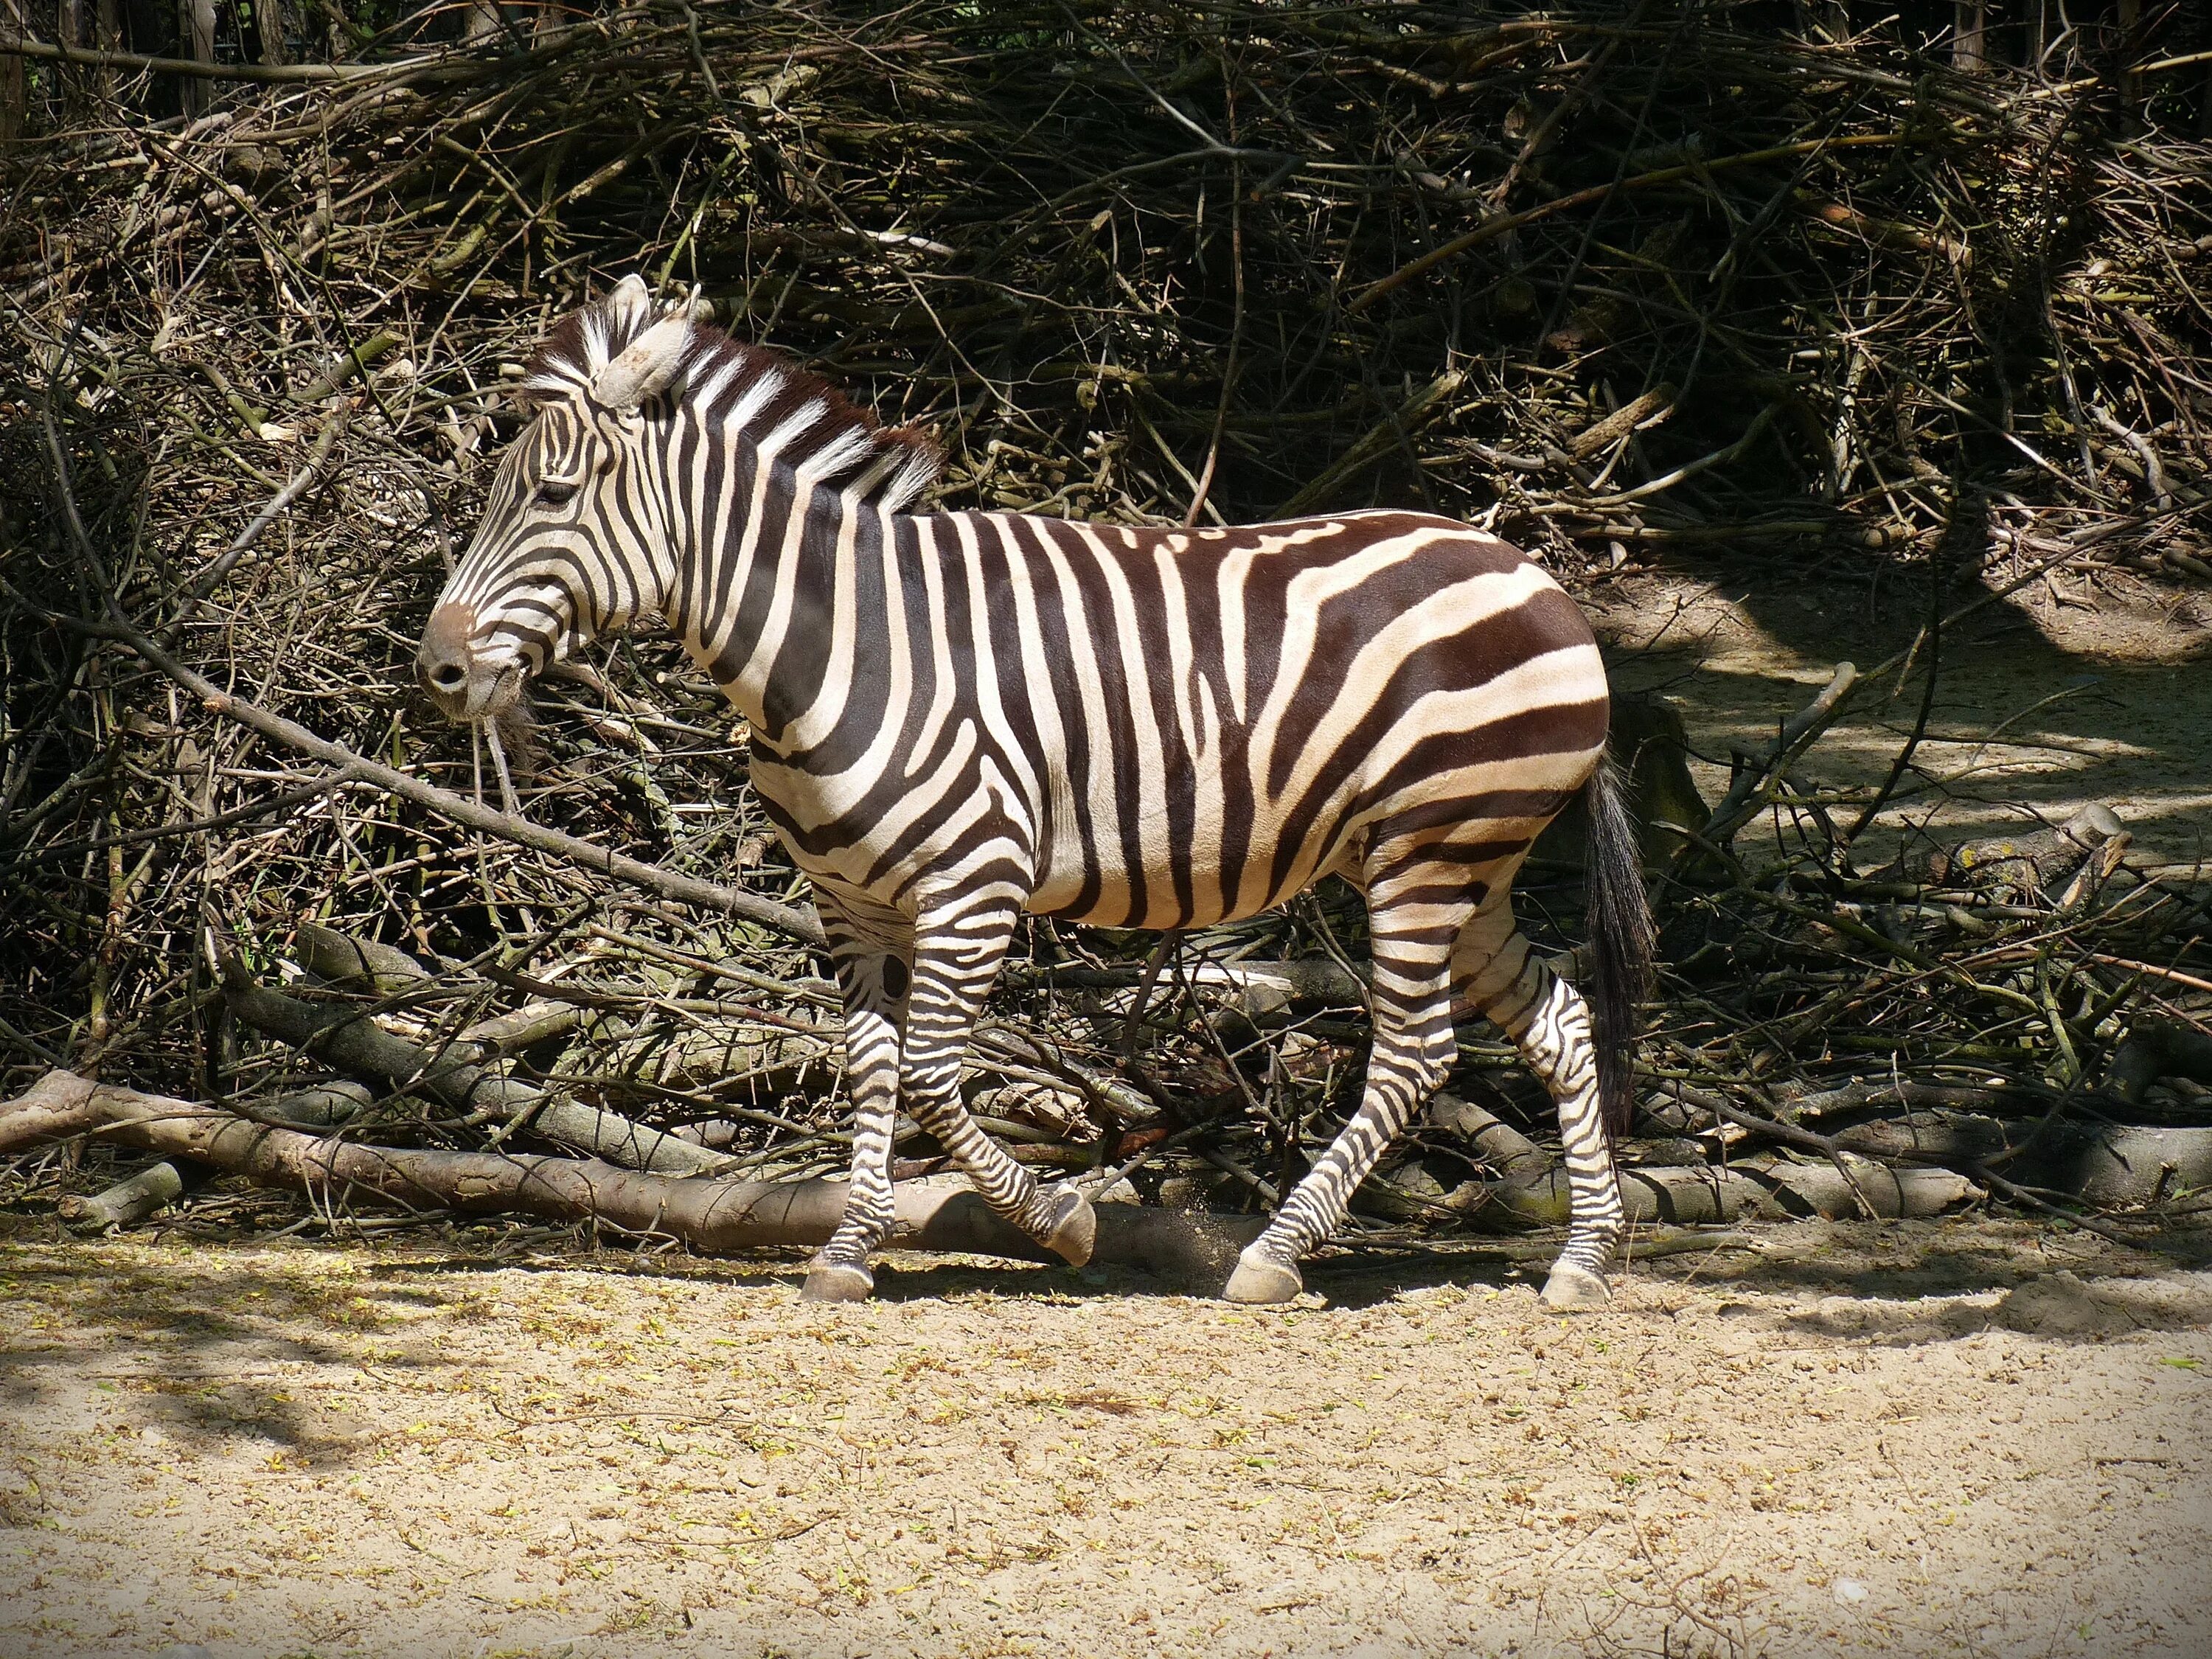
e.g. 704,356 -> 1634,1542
535,479 -> 578,509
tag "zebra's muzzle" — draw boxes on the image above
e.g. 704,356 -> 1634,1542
417,602 -> 523,722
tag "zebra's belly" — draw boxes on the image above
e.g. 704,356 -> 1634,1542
1025,807 -> 1360,931
757,753 -> 1349,931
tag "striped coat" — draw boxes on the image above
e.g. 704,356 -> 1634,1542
420,278 -> 1651,1306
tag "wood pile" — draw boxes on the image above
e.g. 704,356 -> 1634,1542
4,4 -> 2208,1273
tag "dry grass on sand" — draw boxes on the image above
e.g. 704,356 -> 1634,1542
1,1219 -> 2208,1658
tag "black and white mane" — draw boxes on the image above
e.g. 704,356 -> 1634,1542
509,279 -> 943,512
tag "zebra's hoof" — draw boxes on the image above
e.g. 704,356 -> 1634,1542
1041,1183 -> 1097,1268
1539,1262 -> 1613,1311
800,1259 -> 874,1303
1222,1247 -> 1303,1304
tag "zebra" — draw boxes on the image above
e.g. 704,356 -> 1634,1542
417,276 -> 1654,1309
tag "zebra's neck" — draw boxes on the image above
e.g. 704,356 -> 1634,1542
675,437 -> 896,757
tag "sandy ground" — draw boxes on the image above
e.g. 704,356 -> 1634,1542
2,1220 -> 2208,1659
1590,565 -> 2212,870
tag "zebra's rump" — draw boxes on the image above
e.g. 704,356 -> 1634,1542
751,507 -> 1608,931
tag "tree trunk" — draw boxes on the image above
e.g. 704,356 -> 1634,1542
1,0 -> 26,144
2116,0 -> 2143,115
254,0 -> 285,66
1952,1 -> 1987,72
177,0 -> 215,118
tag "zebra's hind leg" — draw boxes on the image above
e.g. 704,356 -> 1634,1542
1521,969 -> 1621,1311
901,895 -> 1096,1267
1461,911 -> 1624,1310
1225,901 -> 1466,1304
802,911 -> 908,1303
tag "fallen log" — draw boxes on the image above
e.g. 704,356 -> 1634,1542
56,1159 -> 209,1230
1427,1091 -> 1552,1180
259,1079 -> 375,1128
221,970 -> 738,1178
1007,957 -> 1368,1017
293,921 -> 444,993
291,922 -> 1148,1127
1732,1152 -> 1980,1220
1,1071 -> 1263,1287
2013,1125 -> 2212,1210
1824,1109 -> 2212,1208
2105,1019 -> 2212,1105
1496,1162 -> 1781,1226
1430,1089 -> 1980,1222
459,1001 -> 587,1057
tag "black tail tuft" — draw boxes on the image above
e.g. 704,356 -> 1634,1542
1582,757 -> 1655,1139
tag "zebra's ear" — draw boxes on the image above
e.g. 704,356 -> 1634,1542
605,273 -> 655,328
591,314 -> 692,413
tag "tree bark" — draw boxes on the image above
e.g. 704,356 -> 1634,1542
254,0 -> 285,66
83,0 -> 121,96
177,0 -> 214,116
1,0 -> 26,143
1952,1 -> 1987,73
2117,0 -> 2142,113
220,973 -> 741,1179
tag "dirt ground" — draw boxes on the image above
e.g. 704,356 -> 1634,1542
1590,564 -> 2212,871
2,1219 -> 2208,1659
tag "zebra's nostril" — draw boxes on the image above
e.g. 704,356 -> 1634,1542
420,601 -> 480,706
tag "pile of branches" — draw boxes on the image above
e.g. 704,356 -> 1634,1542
4,2 -> 2211,1268
10,1 -> 2211,547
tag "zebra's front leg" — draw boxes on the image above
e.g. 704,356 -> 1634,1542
801,924 -> 908,1303
1225,917 -> 1461,1304
902,897 -> 1096,1267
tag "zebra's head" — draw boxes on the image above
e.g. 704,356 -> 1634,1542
417,275 -> 698,722
420,275 -> 945,723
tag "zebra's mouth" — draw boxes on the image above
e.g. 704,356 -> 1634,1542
465,661 -> 526,721
425,659 -> 524,723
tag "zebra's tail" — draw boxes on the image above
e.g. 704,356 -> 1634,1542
1582,756 -> 1655,1140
